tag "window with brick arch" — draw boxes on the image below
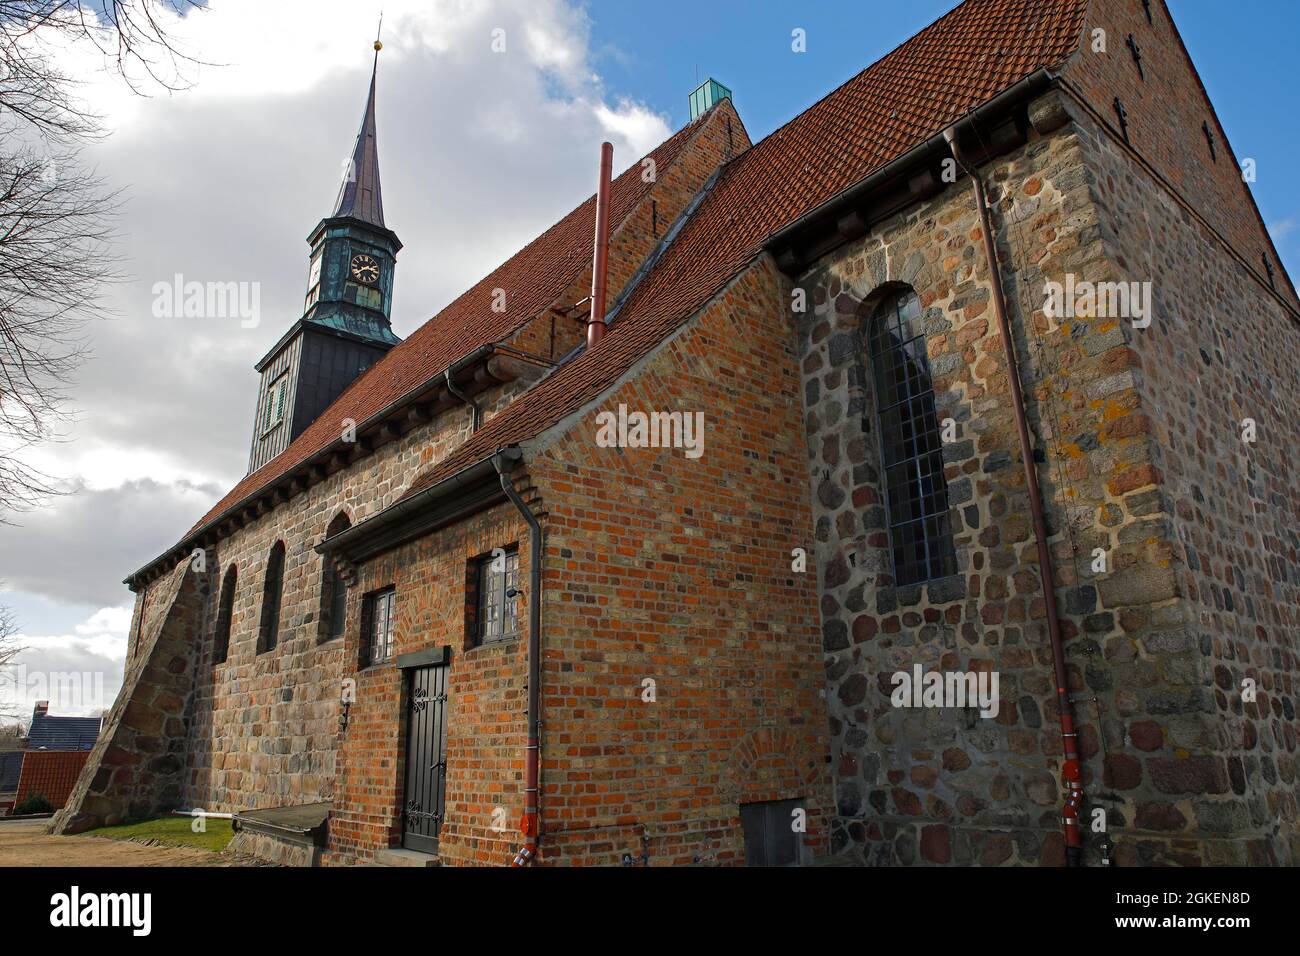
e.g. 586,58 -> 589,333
867,288 -> 957,586
213,564 -> 237,665
319,512 -> 351,644
257,541 -> 286,654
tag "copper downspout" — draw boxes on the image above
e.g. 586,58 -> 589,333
943,125 -> 1085,867
587,141 -> 613,348
492,448 -> 542,867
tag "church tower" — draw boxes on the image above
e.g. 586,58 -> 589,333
248,41 -> 402,473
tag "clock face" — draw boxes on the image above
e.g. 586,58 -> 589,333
350,253 -> 380,285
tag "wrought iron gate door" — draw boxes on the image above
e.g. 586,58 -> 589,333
401,664 -> 448,853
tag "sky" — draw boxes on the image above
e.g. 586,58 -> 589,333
1,0 -> 1296,724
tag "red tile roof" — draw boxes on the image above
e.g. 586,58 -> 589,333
183,115 -> 710,539
399,0 -> 1088,498
14,749 -> 90,810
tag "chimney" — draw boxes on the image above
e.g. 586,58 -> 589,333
587,141 -> 613,349
32,700 -> 48,723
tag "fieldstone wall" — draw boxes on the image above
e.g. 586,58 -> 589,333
793,88 -> 1245,865
1072,100 -> 1300,864
227,829 -> 321,866
51,561 -> 205,833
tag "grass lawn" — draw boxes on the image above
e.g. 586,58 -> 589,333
89,815 -> 235,852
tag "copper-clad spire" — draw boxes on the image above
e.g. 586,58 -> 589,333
332,30 -> 385,227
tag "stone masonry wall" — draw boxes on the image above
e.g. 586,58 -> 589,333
52,561 -> 204,833
793,88 -> 1222,865
1071,98 -> 1300,863
524,256 -> 834,866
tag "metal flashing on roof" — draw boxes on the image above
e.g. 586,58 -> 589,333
689,78 -> 731,121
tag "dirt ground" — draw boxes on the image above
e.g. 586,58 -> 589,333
0,818 -> 236,867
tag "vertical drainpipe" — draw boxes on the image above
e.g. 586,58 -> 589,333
493,447 -> 542,866
587,141 -> 614,348
943,124 -> 1085,867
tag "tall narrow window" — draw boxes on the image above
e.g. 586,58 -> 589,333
213,564 -> 237,665
258,541 -> 286,654
262,375 -> 288,434
319,513 -> 351,644
868,288 -> 957,586
473,549 -> 519,645
361,587 -> 396,667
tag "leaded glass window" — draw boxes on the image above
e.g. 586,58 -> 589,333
868,289 -> 957,585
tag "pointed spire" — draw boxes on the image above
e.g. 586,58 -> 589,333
332,34 -> 385,227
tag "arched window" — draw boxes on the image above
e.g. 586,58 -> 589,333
257,541 -> 286,654
319,513 -> 351,644
213,564 -> 237,665
868,288 -> 957,586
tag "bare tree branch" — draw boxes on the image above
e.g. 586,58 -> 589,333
0,1 -> 203,520
0,601 -> 25,723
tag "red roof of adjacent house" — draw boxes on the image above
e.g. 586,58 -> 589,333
179,0 -> 1088,554
14,750 -> 90,810
398,0 -> 1088,498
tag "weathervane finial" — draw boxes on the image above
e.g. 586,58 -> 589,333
374,11 -> 383,53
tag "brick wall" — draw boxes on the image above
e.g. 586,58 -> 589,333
68,104 -> 743,861
325,503 -> 531,866
523,256 -> 834,866
1061,0 -> 1297,310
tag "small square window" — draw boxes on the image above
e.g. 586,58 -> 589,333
362,587 -> 396,667
473,549 -> 519,645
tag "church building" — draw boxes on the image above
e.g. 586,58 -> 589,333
53,0 -> 1299,867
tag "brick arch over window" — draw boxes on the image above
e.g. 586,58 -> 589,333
318,512 -> 352,644
257,541 -> 286,654
862,286 -> 957,586
212,563 -> 237,665
727,727 -> 825,804
726,727 -> 829,861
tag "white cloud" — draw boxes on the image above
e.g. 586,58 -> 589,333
595,99 -> 675,160
0,477 -> 220,607
2,605 -> 131,723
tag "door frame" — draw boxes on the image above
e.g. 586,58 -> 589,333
397,647 -> 450,854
